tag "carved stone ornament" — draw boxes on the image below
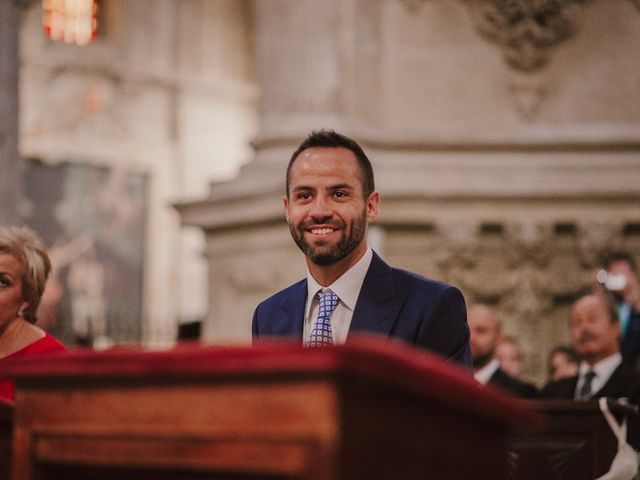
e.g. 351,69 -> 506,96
507,70 -> 549,121
433,222 -> 479,271
399,0 -> 429,12
576,220 -> 624,268
463,0 -> 592,72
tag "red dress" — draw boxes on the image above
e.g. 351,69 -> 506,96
0,333 -> 67,401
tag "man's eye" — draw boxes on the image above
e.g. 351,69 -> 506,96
334,191 -> 347,198
297,192 -> 311,200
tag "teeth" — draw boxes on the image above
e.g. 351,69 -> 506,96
311,228 -> 333,235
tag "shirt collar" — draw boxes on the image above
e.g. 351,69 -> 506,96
578,352 -> 622,379
306,247 -> 373,313
474,359 -> 500,385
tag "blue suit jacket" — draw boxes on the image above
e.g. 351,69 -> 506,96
252,252 -> 471,367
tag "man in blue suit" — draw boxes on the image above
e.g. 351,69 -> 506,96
252,130 -> 471,367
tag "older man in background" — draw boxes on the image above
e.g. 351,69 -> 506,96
542,294 -> 640,450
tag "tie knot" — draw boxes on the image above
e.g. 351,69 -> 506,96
306,290 -> 339,348
585,370 -> 596,381
318,289 -> 339,316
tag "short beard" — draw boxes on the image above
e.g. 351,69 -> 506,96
290,211 -> 366,266
472,351 -> 494,370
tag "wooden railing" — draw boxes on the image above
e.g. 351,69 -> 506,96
0,398 -> 13,480
3,341 -> 634,479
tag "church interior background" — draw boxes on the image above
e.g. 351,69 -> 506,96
1,0 -> 640,385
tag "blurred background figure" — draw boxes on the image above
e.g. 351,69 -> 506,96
495,335 -> 523,380
0,226 -> 66,400
542,293 -> 640,449
598,252 -> 640,367
468,304 -> 538,399
547,345 -> 579,383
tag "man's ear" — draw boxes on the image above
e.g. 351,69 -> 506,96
366,191 -> 380,222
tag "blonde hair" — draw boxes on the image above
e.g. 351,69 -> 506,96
0,226 -> 51,323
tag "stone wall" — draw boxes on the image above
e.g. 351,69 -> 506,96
0,0 -> 23,225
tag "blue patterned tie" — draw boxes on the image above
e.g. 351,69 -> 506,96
307,289 -> 339,347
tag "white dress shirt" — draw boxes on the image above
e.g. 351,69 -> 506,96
574,352 -> 622,400
303,247 -> 373,345
474,359 -> 500,385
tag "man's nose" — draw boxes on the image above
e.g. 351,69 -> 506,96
309,196 -> 332,220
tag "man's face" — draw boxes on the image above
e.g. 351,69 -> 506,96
468,306 -> 499,368
570,295 -> 620,365
284,147 -> 378,268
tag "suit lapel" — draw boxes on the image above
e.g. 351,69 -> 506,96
348,252 -> 406,339
275,280 -> 307,337
595,363 -> 626,398
566,377 -> 579,398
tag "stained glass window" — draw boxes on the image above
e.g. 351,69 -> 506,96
43,0 -> 98,46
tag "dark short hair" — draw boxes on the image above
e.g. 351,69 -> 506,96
285,130 -> 375,199
548,345 -> 579,364
602,250 -> 638,272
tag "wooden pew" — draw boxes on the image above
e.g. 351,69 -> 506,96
507,399 -> 637,480
3,338 -> 536,479
0,398 -> 13,479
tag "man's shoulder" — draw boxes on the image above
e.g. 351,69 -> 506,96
256,278 -> 307,310
372,252 -> 459,295
541,375 -> 577,399
490,368 -> 539,399
607,362 -> 640,393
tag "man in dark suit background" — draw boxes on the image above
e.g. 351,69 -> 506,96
541,293 -> 640,448
468,304 -> 538,398
600,252 -> 640,367
542,293 -> 640,402
251,130 -> 471,367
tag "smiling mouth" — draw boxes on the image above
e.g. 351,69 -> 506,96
309,227 -> 336,236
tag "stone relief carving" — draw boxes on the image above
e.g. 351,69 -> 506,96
506,70 -> 549,121
499,223 -> 556,371
462,0 -> 593,72
399,0 -> 593,72
433,219 -> 635,380
433,222 -> 489,296
433,222 -> 479,271
576,220 -> 624,268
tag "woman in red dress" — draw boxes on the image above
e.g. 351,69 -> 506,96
0,226 -> 66,400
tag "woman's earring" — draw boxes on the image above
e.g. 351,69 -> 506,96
16,307 -> 24,317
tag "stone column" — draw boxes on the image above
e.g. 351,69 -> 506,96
0,0 -> 23,225
176,0 -> 348,342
